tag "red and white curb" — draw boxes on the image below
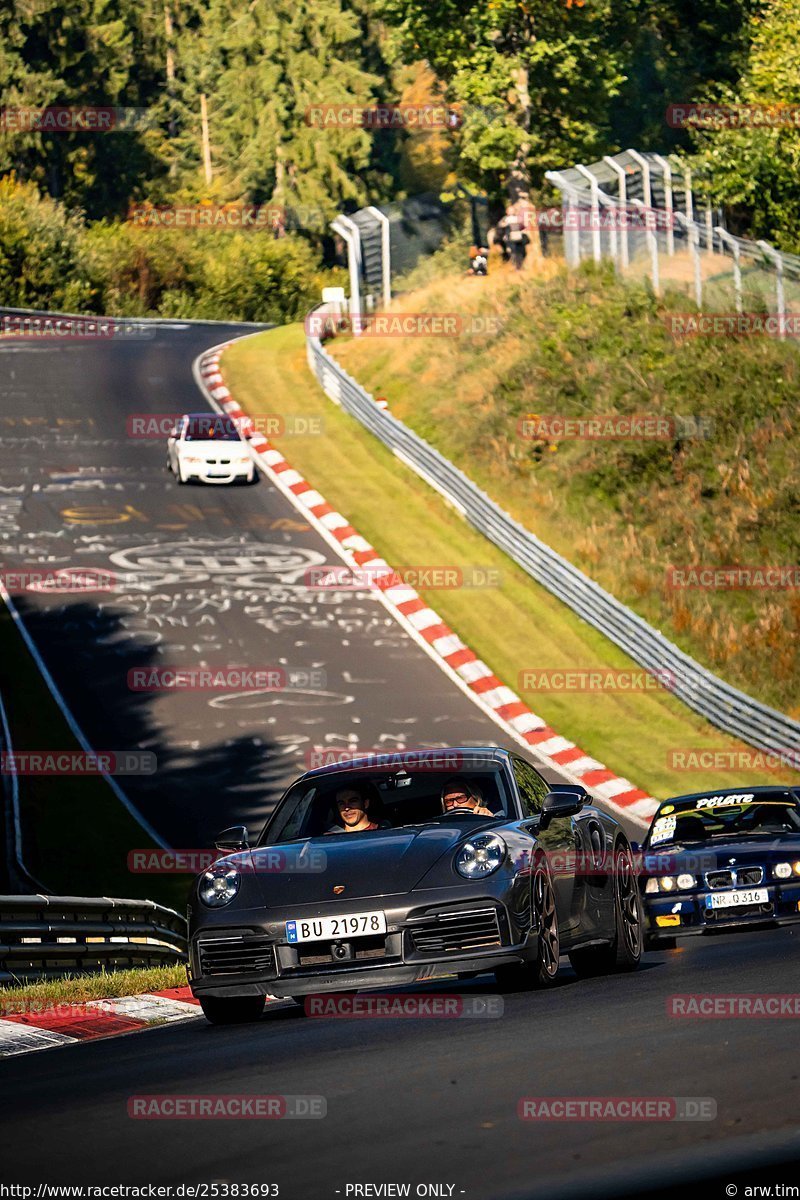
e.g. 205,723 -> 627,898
0,987 -> 203,1057
0,986 -> 291,1058
195,345 -> 658,828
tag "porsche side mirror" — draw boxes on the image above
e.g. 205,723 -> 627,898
215,825 -> 249,852
539,787 -> 587,829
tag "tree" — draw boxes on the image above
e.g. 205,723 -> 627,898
0,0 -> 170,217
377,0 -> 626,205
168,0 -> 391,223
689,0 -> 800,250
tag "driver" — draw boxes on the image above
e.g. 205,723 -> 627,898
327,785 -> 389,834
441,777 -> 493,817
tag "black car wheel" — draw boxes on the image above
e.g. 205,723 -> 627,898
495,861 -> 560,991
569,841 -> 643,977
199,995 -> 266,1025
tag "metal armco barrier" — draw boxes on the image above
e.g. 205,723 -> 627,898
0,894 -> 187,982
306,317 -> 800,760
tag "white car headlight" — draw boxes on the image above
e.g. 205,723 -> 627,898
199,864 -> 241,908
659,875 -> 676,892
645,878 -> 660,894
455,833 -> 506,879
774,862 -> 792,879
677,874 -> 696,890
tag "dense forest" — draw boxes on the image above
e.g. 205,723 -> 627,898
1,0 -> 797,315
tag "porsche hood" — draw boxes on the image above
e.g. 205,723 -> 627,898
223,823 -> 498,904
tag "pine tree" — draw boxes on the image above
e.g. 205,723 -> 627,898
169,0 -> 388,225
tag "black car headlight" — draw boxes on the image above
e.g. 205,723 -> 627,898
199,863 -> 241,908
645,874 -> 695,894
455,833 -> 506,879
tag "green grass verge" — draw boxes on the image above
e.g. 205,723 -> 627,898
0,605 -> 188,910
222,324 -> 798,802
330,261 -> 800,718
0,964 -> 186,1011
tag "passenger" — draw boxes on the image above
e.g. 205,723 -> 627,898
440,777 -> 493,817
327,785 -> 390,834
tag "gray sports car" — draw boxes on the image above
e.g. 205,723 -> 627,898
188,747 -> 643,1023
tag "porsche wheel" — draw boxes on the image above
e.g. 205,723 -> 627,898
495,861 -> 560,991
569,842 -> 643,977
199,995 -> 265,1025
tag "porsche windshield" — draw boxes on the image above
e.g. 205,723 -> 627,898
261,766 -> 512,844
646,792 -> 800,848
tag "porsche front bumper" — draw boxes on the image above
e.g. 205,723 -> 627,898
189,892 -> 532,999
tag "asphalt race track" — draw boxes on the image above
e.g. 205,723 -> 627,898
0,317 -> 577,851
2,320 -> 799,1197
1,927 -> 800,1195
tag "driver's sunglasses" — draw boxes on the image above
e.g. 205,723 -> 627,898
444,793 -> 469,805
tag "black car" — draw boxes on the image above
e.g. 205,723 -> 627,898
640,785 -> 800,946
188,747 -> 643,1023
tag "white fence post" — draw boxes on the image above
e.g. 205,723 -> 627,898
674,213 -> 702,308
366,206 -> 391,309
715,228 -> 742,313
331,216 -> 362,334
631,198 -> 659,294
575,165 -> 601,264
544,171 -> 582,267
603,155 -> 629,269
757,241 -> 786,337
653,154 -> 674,255
627,149 -> 652,208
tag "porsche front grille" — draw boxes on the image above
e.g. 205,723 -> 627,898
197,934 -> 276,976
296,936 -> 389,967
407,906 -> 503,956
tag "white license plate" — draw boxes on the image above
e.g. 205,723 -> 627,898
705,888 -> 769,910
285,911 -> 387,944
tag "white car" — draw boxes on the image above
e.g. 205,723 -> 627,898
167,412 -> 255,485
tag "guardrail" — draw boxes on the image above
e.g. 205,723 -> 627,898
0,895 -> 187,983
0,689 -> 45,894
306,312 -> 800,762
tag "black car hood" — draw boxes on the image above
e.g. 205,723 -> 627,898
646,834 -> 800,868
243,822 -> 494,905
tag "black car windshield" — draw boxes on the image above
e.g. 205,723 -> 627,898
260,766 -> 512,844
645,791 -> 800,848
184,416 -> 242,441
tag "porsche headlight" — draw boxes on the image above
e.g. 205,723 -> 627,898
199,864 -> 241,908
774,862 -> 792,879
455,833 -> 506,879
